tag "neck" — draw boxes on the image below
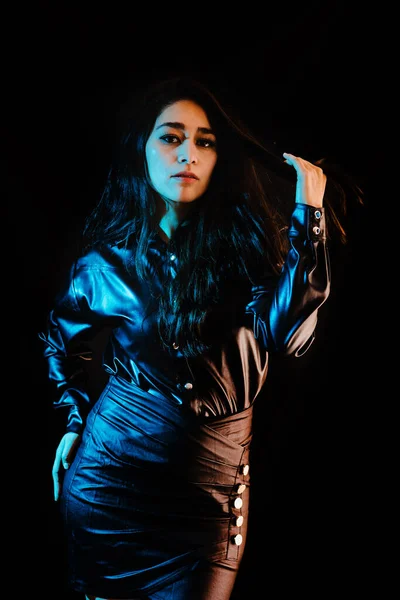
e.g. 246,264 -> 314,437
156,199 -> 191,241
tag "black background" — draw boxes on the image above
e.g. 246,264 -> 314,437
6,2 -> 382,598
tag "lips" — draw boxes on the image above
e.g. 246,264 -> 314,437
172,171 -> 199,180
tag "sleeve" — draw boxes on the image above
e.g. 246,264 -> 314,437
245,203 -> 330,357
39,259 -> 112,434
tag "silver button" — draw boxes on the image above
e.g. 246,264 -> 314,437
232,533 -> 243,546
235,515 -> 244,527
233,497 -> 243,509
172,342 -> 179,350
241,464 -> 250,476
312,226 -> 321,235
314,210 -> 322,219
184,382 -> 193,390
236,483 -> 246,494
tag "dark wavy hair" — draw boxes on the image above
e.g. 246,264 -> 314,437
82,76 -> 363,358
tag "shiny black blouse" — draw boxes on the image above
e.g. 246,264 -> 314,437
40,203 -> 330,433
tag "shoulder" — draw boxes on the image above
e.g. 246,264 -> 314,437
73,243 -> 133,273
58,244 -> 135,311
68,244 -> 134,299
52,243 -> 137,313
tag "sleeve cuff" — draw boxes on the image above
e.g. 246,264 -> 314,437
289,203 -> 326,242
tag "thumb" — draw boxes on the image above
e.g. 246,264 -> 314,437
60,431 -> 81,470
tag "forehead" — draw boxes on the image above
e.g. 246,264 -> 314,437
155,99 -> 211,128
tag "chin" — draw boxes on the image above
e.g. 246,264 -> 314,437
171,195 -> 200,204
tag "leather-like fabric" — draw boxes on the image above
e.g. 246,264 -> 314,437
61,375 -> 251,598
40,203 -> 329,597
40,204 -> 329,435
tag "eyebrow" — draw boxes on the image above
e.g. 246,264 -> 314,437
155,121 -> 215,136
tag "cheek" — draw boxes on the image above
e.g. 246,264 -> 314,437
146,147 -> 167,184
205,156 -> 218,182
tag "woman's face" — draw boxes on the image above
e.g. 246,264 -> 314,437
145,99 -> 218,204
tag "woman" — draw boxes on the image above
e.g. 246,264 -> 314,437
40,76 -> 340,599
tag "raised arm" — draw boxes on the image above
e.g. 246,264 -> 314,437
246,155 -> 330,356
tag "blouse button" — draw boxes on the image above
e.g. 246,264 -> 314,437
172,342 -> 179,350
236,483 -> 246,494
169,253 -> 177,261
312,226 -> 321,235
314,210 -> 322,219
184,382 -> 193,390
241,464 -> 250,476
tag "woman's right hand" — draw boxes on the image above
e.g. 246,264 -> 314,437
52,432 -> 81,501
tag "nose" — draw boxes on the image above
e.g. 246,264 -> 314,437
177,139 -> 198,164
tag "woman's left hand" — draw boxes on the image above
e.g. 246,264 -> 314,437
283,152 -> 327,208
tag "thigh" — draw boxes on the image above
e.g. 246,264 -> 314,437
149,559 -> 238,600
86,596 -> 145,600
85,557 -> 238,600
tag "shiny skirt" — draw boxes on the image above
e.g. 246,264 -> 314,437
60,375 -> 253,599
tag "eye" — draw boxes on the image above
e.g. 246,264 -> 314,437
160,134 -> 181,144
197,138 -> 217,149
